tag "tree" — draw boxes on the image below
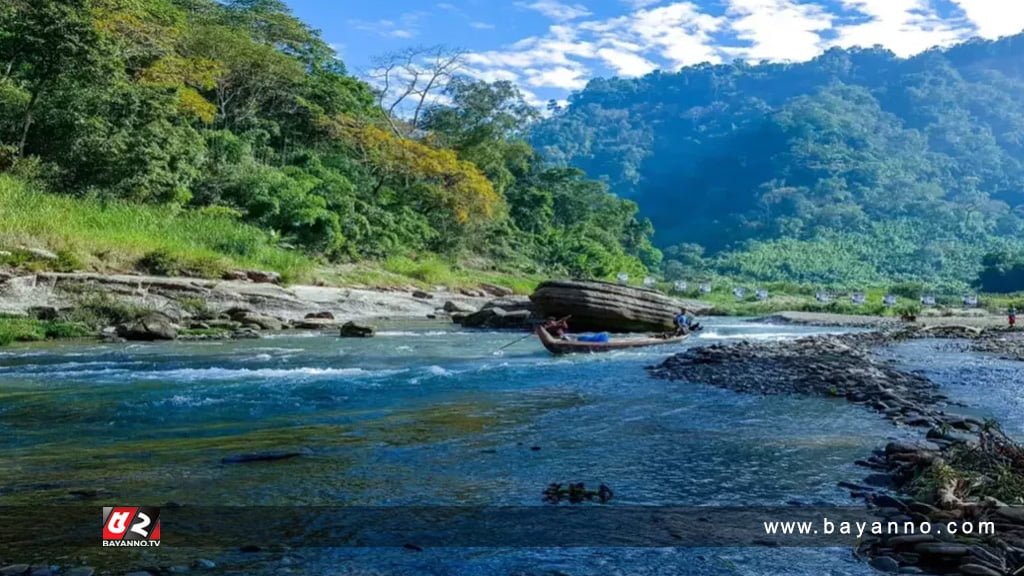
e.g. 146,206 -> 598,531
368,45 -> 465,137
0,0 -> 109,156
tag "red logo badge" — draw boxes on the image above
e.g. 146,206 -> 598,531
102,507 -> 161,547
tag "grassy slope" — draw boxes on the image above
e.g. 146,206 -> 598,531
0,175 -> 312,282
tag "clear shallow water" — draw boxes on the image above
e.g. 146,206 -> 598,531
0,320 -> 919,574
882,339 -> 1024,439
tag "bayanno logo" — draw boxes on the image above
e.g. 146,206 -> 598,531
102,507 -> 161,547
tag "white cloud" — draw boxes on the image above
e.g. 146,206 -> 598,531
724,0 -> 833,62
524,65 -> 591,89
830,0 -> 963,56
951,0 -> 1024,39
597,47 -> 658,75
470,21 -> 496,30
516,0 -> 592,21
449,0 -> 1022,101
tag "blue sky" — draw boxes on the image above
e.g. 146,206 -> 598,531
285,0 -> 1024,105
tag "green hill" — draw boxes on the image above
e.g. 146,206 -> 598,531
532,35 -> 1024,289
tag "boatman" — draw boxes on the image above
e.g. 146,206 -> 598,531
543,316 -> 570,340
674,308 -> 700,335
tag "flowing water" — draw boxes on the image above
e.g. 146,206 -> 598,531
0,320 -> 1012,575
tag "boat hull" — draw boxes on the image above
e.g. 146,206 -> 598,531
535,326 -> 689,355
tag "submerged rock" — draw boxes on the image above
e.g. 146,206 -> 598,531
530,280 -> 682,333
340,321 -> 375,338
116,313 -> 178,341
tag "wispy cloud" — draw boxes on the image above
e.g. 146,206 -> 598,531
516,0 -> 593,21
350,12 -> 425,39
470,21 -> 497,30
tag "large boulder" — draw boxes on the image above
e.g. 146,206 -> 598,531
455,296 -> 537,330
530,280 -> 681,333
116,313 -> 178,341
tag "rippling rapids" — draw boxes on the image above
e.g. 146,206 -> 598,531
1,319 -> 1018,574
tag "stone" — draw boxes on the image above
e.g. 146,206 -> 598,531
869,556 -> 900,573
959,565 -> 1002,576
19,247 -> 58,261
913,542 -> 970,556
66,569 -> 95,576
294,318 -> 336,330
237,314 -> 282,331
168,566 -> 190,573
305,311 -> 335,320
0,566 -> 29,576
456,297 -> 537,330
116,313 -> 178,341
530,279 -> 683,332
480,283 -> 514,297
442,300 -> 476,314
340,321 -> 375,338
231,328 -> 261,339
245,270 -> 281,284
412,290 -> 433,300
221,270 -> 249,281
125,572 -> 154,576
193,560 -> 216,570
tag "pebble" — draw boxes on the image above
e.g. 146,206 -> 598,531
0,566 -> 29,576
66,569 -> 95,576
193,559 -> 216,570
959,565 -> 1002,576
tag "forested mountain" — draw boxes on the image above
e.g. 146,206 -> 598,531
533,35 -> 1024,289
0,0 -> 658,281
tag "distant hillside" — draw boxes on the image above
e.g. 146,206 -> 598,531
532,34 -> 1024,288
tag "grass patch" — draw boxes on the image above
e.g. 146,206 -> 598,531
0,316 -> 92,346
328,256 -> 542,295
0,175 -> 312,283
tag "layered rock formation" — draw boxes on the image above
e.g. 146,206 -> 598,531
529,280 -> 682,333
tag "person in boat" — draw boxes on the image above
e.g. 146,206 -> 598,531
673,308 -> 701,335
543,316 -> 570,340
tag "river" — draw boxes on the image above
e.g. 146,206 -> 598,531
1,320 -> 1017,575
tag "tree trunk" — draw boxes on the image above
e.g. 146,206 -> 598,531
17,85 -> 40,157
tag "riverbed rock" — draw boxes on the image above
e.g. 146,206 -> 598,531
305,311 -> 335,320
116,313 -> 178,341
294,317 -> 337,330
65,568 -> 95,576
233,312 -> 282,331
222,451 -> 305,464
412,290 -> 433,300
455,296 -> 537,330
530,280 -> 683,333
340,321 -> 375,338
443,300 -> 476,314
0,565 -> 29,576
245,270 -> 281,284
480,283 -> 514,297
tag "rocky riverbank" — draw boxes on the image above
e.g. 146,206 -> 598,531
649,334 -> 1024,575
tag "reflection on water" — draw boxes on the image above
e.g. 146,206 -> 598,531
0,319 -> 926,574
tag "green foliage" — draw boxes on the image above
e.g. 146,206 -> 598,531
976,251 -> 1024,294
0,316 -> 92,346
534,39 -> 1024,288
0,1 -> 652,282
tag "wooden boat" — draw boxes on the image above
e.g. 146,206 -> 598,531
536,326 -> 689,355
